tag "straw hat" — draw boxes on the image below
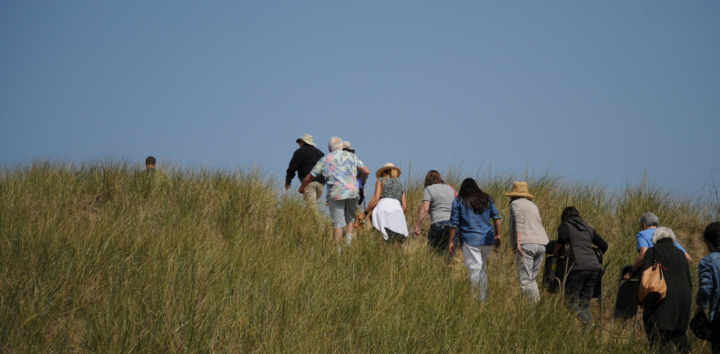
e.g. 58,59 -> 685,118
376,163 -> 402,179
343,141 -> 355,153
505,182 -> 534,199
295,134 -> 316,146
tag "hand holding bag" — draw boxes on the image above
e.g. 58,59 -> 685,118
638,249 -> 668,308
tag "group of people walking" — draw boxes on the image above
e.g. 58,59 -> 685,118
285,133 -> 720,352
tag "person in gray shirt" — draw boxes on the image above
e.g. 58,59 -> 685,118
414,170 -> 458,257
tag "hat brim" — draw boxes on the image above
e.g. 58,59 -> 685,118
296,138 -> 316,146
376,166 -> 402,179
505,192 -> 534,199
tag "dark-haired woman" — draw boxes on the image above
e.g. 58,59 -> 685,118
695,222 -> 720,352
553,207 -> 608,329
414,170 -> 457,257
448,178 -> 502,301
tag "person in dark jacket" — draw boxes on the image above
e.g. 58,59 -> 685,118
553,206 -> 608,328
640,227 -> 692,353
695,222 -> 720,352
285,134 -> 326,207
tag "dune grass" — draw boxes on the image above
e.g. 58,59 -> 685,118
0,160 -> 716,353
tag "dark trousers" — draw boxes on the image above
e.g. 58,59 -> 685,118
565,270 -> 598,325
427,221 -> 457,258
711,320 -> 720,353
647,329 -> 691,353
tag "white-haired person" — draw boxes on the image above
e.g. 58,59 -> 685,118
639,227 -> 692,353
300,137 -> 370,252
623,212 -> 692,281
360,163 -> 408,248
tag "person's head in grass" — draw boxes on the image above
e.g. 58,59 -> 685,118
703,222 -> 720,252
424,170 -> 445,188
639,212 -> 659,230
457,178 -> 491,214
145,156 -> 156,171
561,206 -> 581,222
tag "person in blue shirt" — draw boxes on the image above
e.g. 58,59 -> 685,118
448,178 -> 502,301
695,222 -> 720,352
623,212 -> 692,281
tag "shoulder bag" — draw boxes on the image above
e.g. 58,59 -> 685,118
638,248 -> 668,308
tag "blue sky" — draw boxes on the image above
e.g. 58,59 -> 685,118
1,1 -> 718,192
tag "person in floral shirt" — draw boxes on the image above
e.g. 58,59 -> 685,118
300,137 -> 370,250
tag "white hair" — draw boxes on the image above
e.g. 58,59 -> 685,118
328,137 -> 343,152
652,226 -> 677,246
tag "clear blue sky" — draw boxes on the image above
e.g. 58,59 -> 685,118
1,1 -> 718,192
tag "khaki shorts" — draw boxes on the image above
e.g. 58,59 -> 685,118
303,181 -> 324,207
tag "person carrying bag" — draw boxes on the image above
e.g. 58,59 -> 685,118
638,250 -> 668,308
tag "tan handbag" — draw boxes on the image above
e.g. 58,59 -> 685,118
638,250 -> 668,307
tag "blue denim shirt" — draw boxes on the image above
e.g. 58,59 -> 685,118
448,198 -> 501,247
697,249 -> 720,321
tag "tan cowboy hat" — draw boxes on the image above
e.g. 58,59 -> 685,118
376,163 -> 402,179
295,134 -> 316,146
505,182 -> 534,199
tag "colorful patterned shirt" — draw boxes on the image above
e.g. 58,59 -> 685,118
310,150 -> 366,201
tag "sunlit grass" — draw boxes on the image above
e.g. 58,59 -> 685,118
0,160 -> 715,352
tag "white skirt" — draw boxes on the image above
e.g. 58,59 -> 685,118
372,198 -> 409,240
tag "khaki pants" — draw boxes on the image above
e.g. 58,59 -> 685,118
303,181 -> 324,208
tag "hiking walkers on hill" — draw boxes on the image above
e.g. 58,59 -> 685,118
695,222 -> 720,352
287,134 -> 327,208
640,227 -> 692,353
413,170 -> 457,258
506,182 -> 549,303
553,207 -> 608,329
448,178 -> 502,301
361,163 -> 408,248
623,212 -> 692,281
342,141 -> 368,206
300,137 -> 369,251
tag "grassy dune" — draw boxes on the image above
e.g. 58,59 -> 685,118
0,161 -> 716,353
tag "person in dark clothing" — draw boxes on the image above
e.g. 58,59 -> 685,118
695,222 -> 720,353
145,156 -> 156,171
553,206 -> 608,329
285,134 -> 326,207
640,227 -> 692,353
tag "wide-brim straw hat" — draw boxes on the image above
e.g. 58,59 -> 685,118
295,134 -> 316,146
376,163 -> 402,179
505,182 -> 534,199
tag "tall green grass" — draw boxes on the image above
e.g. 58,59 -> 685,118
0,161 -> 716,352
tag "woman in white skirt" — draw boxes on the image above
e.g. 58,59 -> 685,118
361,163 -> 408,248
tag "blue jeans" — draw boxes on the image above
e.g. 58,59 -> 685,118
427,220 -> 458,258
